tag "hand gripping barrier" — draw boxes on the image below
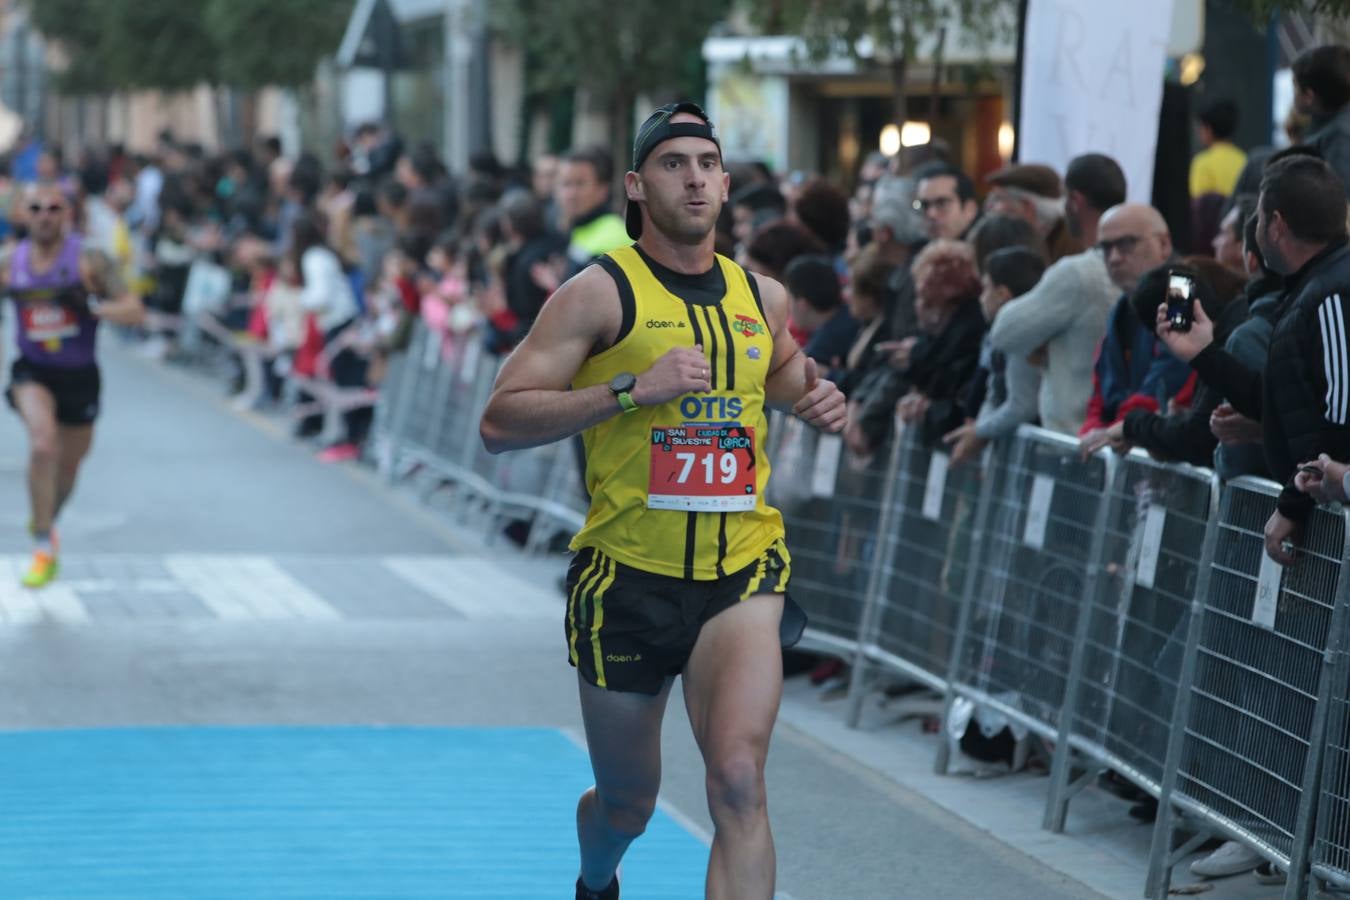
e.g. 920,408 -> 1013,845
935,426 -> 1115,772
1044,451 -> 1220,831
1147,477 -> 1350,899
843,421 -> 990,726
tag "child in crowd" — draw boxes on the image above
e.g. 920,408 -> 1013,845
783,253 -> 858,371
943,246 -> 1048,465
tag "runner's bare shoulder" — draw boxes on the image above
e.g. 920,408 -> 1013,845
537,261 -> 625,354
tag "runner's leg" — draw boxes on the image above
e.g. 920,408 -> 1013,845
576,675 -> 673,891
681,593 -> 784,900
53,423 -> 94,521
12,383 -> 61,536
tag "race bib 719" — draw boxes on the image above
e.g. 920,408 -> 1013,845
648,425 -> 757,512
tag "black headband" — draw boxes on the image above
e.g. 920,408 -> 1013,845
631,103 -> 721,172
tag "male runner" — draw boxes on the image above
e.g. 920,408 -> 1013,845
3,181 -> 144,587
480,103 -> 846,900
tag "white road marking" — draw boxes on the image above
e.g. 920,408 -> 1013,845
382,556 -> 558,619
0,554 -> 558,625
165,555 -> 340,621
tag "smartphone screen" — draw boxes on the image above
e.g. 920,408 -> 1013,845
1167,274 -> 1194,333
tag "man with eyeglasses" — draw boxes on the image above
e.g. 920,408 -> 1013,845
1077,203 -> 1193,452
988,154 -> 1125,435
2,182 -> 145,587
913,165 -> 980,241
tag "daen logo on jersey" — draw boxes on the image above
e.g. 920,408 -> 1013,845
681,395 -> 743,420
734,314 -> 765,338
646,319 -> 686,329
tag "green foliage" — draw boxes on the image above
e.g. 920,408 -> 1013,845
1225,0 -> 1350,21
206,0 -> 353,90
28,0 -> 354,94
27,0 -> 109,93
746,0 -> 1017,68
493,0 -> 729,103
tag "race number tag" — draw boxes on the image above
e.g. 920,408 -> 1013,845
1135,505 -> 1167,590
648,425 -> 757,512
922,452 -> 950,521
1023,475 -> 1055,550
811,434 -> 843,498
1253,551 -> 1282,630
21,304 -> 78,350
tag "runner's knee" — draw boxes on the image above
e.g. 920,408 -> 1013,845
705,748 -> 766,821
595,791 -> 656,840
28,429 -> 57,463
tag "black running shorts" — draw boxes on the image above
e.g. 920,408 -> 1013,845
564,538 -> 805,695
7,358 -> 101,426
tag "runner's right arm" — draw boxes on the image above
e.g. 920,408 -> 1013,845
480,265 -> 710,454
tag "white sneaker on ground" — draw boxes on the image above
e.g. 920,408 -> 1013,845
1190,840 -> 1263,878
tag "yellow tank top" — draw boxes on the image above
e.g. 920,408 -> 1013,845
570,246 -> 786,580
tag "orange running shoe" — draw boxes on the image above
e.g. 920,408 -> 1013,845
21,550 -> 58,589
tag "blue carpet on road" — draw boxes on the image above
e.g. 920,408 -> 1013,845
0,727 -> 709,898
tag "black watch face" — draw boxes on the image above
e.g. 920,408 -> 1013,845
610,373 -> 636,393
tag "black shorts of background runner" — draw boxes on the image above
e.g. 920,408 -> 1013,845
564,538 -> 806,695
6,358 -> 101,425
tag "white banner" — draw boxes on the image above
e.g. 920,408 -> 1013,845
1018,0 -> 1175,203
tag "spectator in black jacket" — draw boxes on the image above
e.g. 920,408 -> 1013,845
1212,210 -> 1284,480
893,239 -> 988,445
1081,258 -> 1248,465
1157,154 -> 1350,563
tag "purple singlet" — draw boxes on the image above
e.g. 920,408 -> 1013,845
9,234 -> 97,368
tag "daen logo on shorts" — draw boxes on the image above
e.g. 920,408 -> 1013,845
646,320 -> 686,329
606,653 -> 642,663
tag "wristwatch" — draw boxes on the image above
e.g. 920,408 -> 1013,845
609,372 -> 638,413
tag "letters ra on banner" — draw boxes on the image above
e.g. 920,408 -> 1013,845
1019,0 -> 1174,204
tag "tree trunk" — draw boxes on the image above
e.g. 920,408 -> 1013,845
891,54 -> 908,129
610,87 -> 634,208
929,26 -> 947,123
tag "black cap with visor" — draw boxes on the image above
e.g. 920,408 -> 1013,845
625,101 -> 722,240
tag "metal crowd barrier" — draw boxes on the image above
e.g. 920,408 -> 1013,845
372,322 -> 587,546
1147,478 -> 1350,899
935,427 -> 1115,771
1311,614 -> 1350,895
1044,452 -> 1220,831
841,422 -> 989,728
766,414 -> 893,658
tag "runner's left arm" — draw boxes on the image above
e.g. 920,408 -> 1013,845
80,248 -> 145,326
755,273 -> 847,433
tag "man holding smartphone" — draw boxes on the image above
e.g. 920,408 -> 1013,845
1156,154 -> 1350,563
2,181 -> 145,587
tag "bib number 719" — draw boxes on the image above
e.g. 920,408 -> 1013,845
648,425 -> 757,512
674,451 -> 739,485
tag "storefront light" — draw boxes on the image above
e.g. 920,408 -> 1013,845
998,122 -> 1015,161
1180,53 -> 1206,86
880,124 -> 901,156
900,121 -> 931,148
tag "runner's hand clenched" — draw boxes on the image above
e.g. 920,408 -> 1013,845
794,357 -> 847,433
631,345 -> 712,406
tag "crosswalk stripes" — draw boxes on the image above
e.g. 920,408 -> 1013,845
381,556 -> 558,620
164,555 -> 341,621
0,554 -> 561,625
